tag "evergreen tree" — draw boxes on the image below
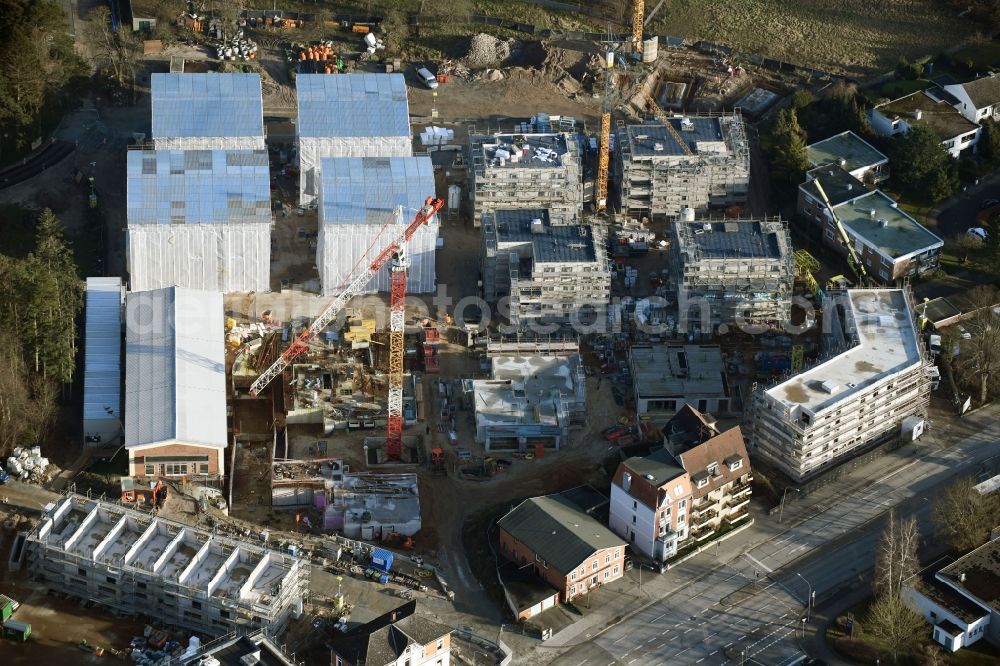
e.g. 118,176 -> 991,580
890,126 -> 958,202
767,107 -> 809,193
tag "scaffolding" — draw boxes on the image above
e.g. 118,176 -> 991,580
481,210 -> 610,327
615,112 -> 750,218
469,131 -> 582,227
671,216 -> 794,328
24,495 -> 309,638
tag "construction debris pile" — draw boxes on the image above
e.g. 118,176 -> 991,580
4,447 -> 52,485
464,33 -> 518,68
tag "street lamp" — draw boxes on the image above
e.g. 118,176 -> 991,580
778,487 -> 800,523
796,572 -> 814,621
801,617 -> 806,639
740,650 -> 745,666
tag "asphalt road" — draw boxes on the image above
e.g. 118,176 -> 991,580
545,405 -> 1000,666
934,178 -> 1000,238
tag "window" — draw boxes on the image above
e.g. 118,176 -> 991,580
728,459 -> 743,471
436,639 -> 444,651
604,570 -> 611,580
199,463 -> 209,474
632,500 -> 637,510
165,463 -> 188,476
697,477 -> 709,489
605,554 -> 611,564
570,572 -> 576,581
569,584 -> 575,595
193,601 -> 202,610
632,515 -> 636,524
591,560 -> 598,571
220,610 -> 230,619
106,576 -> 116,584
613,566 -> 620,575
708,463 -> 719,476
674,484 -> 683,496
78,568 -> 87,577
144,464 -> 154,476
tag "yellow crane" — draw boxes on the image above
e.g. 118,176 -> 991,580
812,179 -> 868,285
596,50 -> 615,212
632,0 -> 644,54
643,91 -> 694,157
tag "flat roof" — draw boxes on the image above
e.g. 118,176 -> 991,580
475,132 -> 570,169
296,73 -> 410,138
621,116 -> 733,157
834,190 -> 943,260
319,156 -> 435,225
676,220 -> 785,260
630,345 -> 728,399
472,355 -> 583,428
83,278 -> 122,423
802,165 -> 867,207
876,91 -> 980,141
127,150 -> 271,226
765,290 -> 921,413
151,73 -> 264,139
806,131 -> 888,173
938,537 -> 1000,613
125,288 -> 227,450
487,209 -> 598,263
622,448 -> 686,486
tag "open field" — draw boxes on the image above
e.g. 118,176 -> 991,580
650,0 -> 972,77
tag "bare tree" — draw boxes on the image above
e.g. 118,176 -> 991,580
959,285 -> 1000,405
950,233 -> 981,264
874,510 -> 920,599
86,6 -> 140,86
933,476 -> 1000,552
865,592 -> 926,662
0,333 -> 57,457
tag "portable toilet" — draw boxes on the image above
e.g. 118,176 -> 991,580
370,547 -> 394,574
0,595 -> 15,623
3,619 -> 31,641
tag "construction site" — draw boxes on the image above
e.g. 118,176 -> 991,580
669,212 -> 795,329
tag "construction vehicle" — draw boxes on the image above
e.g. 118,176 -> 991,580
430,447 -> 446,475
812,180 -> 868,285
643,91 -> 694,157
250,197 -> 445,461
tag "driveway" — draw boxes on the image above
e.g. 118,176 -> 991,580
932,173 -> 1000,239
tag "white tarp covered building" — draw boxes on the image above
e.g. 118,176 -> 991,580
318,156 -> 437,295
151,73 -> 265,150
297,74 -> 412,205
83,277 -> 123,447
126,149 -> 272,292
124,288 -> 228,477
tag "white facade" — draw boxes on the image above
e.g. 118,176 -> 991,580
944,77 -> 1000,123
83,278 -> 123,447
151,73 -> 265,151
296,74 -> 412,205
124,288 -> 228,473
128,223 -> 271,293
609,483 -> 661,559
869,92 -> 981,159
904,586 -> 991,652
316,157 -> 437,295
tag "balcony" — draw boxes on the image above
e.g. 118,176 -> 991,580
690,507 -> 718,526
726,497 -> 750,512
725,508 -> 750,524
692,500 -> 718,517
690,523 -> 715,542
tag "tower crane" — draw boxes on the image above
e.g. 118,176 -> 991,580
250,197 -> 445,459
643,91 -> 694,157
632,0 -> 644,55
596,49 -> 615,212
812,179 -> 868,285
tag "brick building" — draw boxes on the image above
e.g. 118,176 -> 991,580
498,490 -> 626,602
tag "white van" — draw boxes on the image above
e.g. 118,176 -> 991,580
416,66 -> 439,89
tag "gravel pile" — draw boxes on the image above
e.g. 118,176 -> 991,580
464,33 -> 515,68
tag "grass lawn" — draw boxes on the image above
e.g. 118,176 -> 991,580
951,41 -> 1000,71
875,78 -> 931,100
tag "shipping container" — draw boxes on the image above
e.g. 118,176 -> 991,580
3,619 -> 30,641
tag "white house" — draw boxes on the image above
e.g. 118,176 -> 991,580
870,90 -> 980,158
944,74 -> 1000,124
904,537 -> 1000,653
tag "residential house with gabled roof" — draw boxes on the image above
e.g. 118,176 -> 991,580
609,448 -> 693,564
328,600 -> 452,666
870,89 -> 980,158
676,424 -> 752,544
944,74 -> 1000,124
498,489 -> 626,602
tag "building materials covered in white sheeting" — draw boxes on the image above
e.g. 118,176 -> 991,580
317,156 -> 437,295
296,74 -> 412,204
126,150 -> 271,292
83,278 -> 124,447
151,73 -> 265,150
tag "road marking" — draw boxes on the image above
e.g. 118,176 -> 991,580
710,650 -> 719,656
697,659 -> 705,664
684,628 -> 693,634
744,552 -> 773,573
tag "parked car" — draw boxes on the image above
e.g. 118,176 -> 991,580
968,227 -> 988,241
0,467 -> 8,485
415,66 -> 439,89
957,325 -> 972,340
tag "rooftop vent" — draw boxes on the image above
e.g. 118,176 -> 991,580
876,218 -> 888,228
680,117 -> 695,131
839,157 -> 847,167
530,218 -> 545,234
846,184 -> 853,191
869,209 -> 877,220
820,380 -> 840,394
644,474 -> 656,481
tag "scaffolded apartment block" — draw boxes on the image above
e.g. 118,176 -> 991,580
126,150 -> 272,292
151,73 -> 265,151
481,209 -> 610,326
25,496 -> 308,636
616,114 -> 749,218
469,132 -> 582,227
749,289 -> 935,482
297,74 -> 412,205
671,216 -> 794,328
